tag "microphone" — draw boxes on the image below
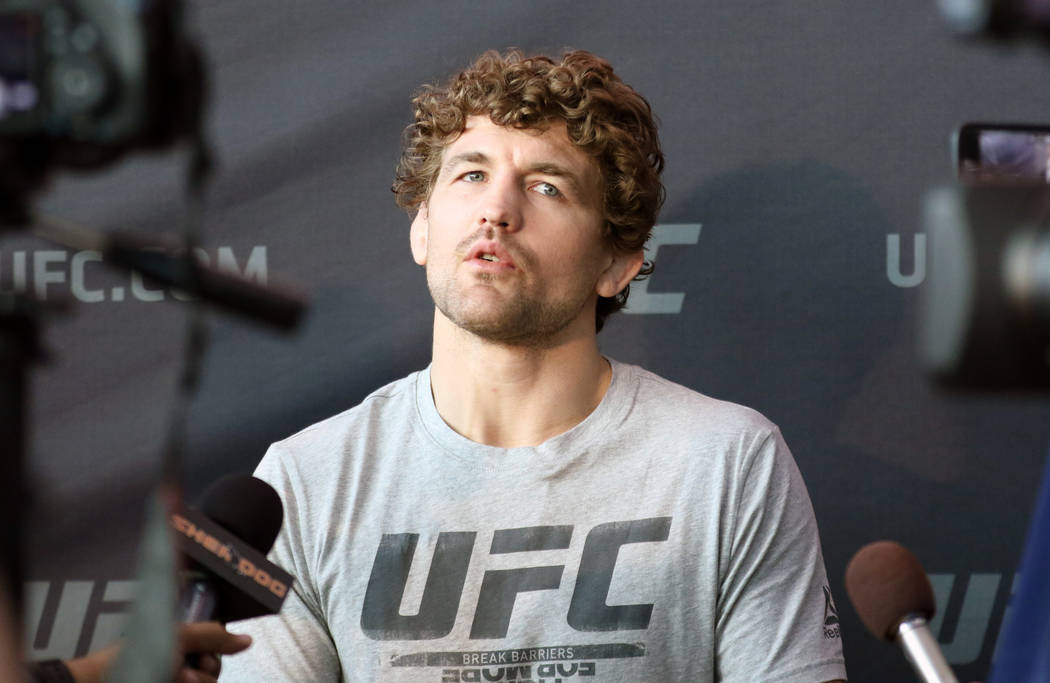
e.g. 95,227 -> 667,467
30,216 -> 308,332
845,541 -> 959,683
105,231 -> 307,332
171,475 -> 293,624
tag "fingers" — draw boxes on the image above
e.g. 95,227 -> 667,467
176,668 -> 218,683
63,643 -> 121,683
196,652 -> 221,677
179,621 -> 252,655
176,651 -> 222,683
176,622 -> 251,683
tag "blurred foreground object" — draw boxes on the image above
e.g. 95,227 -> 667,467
937,0 -> 1050,37
921,185 -> 1050,390
0,0 -> 205,224
988,451 -> 1050,683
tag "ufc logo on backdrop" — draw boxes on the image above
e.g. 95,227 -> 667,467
625,224 -> 701,314
360,518 -> 672,641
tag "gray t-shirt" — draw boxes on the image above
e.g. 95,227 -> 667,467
221,360 -> 847,682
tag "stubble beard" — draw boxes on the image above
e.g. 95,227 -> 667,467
427,268 -> 591,348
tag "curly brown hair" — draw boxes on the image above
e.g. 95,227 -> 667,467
393,49 -> 665,332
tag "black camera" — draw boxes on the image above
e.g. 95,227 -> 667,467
0,0 -> 204,221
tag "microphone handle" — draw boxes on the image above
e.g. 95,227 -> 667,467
178,576 -> 218,623
896,615 -> 959,683
177,576 -> 218,670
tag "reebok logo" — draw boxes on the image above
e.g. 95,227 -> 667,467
823,585 -> 841,640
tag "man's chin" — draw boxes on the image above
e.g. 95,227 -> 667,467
431,286 -> 589,347
452,314 -> 532,343
445,309 -> 580,348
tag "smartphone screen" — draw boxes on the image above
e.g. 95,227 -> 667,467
956,123 -> 1050,183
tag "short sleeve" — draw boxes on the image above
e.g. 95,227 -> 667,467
715,428 -> 847,683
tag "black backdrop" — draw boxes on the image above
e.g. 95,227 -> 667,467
18,2 -> 1050,680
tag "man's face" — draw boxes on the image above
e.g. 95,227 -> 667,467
411,116 -> 638,346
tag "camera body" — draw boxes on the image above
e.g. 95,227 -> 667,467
2,0 -> 144,143
0,0 -> 202,173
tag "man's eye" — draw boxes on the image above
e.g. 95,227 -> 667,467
463,171 -> 485,182
534,182 -> 560,197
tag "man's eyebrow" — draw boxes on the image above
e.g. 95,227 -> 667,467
524,162 -> 590,195
441,151 -> 489,176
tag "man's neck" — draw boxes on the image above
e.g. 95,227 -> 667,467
429,311 -> 611,448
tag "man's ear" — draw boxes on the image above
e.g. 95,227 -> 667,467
596,249 -> 645,299
410,204 -> 429,266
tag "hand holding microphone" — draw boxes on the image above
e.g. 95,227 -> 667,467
174,474 -> 290,626
55,475 -> 288,683
170,474 -> 292,682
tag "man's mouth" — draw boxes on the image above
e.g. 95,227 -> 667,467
465,241 -> 516,268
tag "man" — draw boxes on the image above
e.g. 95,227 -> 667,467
221,50 -> 847,682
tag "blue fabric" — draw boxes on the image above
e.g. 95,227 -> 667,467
989,447 -> 1050,683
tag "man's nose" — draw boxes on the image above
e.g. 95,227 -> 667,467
477,176 -> 522,233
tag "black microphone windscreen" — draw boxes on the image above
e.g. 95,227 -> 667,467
845,540 -> 937,641
197,475 -> 283,554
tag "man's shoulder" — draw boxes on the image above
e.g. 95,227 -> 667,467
270,368 -> 424,453
615,359 -> 777,438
